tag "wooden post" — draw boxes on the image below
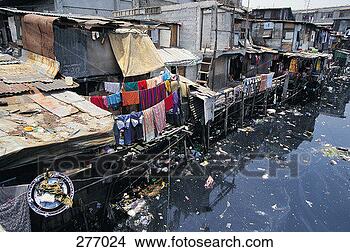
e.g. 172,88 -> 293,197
264,88 -> 269,116
224,92 -> 229,136
240,90 -> 245,126
250,79 -> 257,117
207,121 -> 211,151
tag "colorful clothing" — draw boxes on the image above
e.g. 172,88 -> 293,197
165,94 -> 174,112
130,111 -> 144,141
259,74 -> 267,92
107,93 -> 121,110
114,114 -> 132,145
143,107 -> 155,142
104,82 -> 121,93
162,70 -> 171,81
137,80 -> 147,90
155,83 -> 166,104
124,81 -> 138,91
122,91 -> 140,107
90,96 -> 108,110
146,78 -> 157,89
153,100 -> 166,135
289,58 -> 298,73
165,80 -> 172,93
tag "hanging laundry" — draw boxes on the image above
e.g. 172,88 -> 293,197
140,88 -> 156,110
104,82 -> 121,93
90,96 -> 108,110
114,114 -> 132,145
146,77 -> 157,89
173,91 -> 180,114
122,91 -> 140,107
315,58 -> 321,72
153,100 -> 167,135
289,58 -> 298,73
107,93 -> 121,110
137,80 -> 147,90
165,94 -> 174,112
143,107 -> 156,142
155,83 -> 166,104
130,111 -> 144,141
124,82 -> 138,91
266,72 -> 275,89
259,74 -> 268,92
102,96 -> 108,109
156,75 -> 163,84
162,70 -> 171,81
165,80 -> 172,93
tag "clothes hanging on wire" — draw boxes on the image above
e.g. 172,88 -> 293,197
91,96 -> 108,110
153,100 -> 166,135
143,107 -> 156,142
124,82 -> 138,91
260,74 -> 268,92
266,72 -> 274,88
122,91 -> 140,107
104,82 -> 121,93
137,80 -> 147,90
107,93 -> 121,110
165,94 -> 174,112
114,114 -> 132,145
162,69 -> 171,81
289,58 -> 298,73
130,111 -> 144,141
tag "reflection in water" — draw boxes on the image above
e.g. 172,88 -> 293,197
118,80 -> 350,232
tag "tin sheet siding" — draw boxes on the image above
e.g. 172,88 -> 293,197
54,26 -> 120,78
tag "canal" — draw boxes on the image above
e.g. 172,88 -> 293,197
113,78 -> 350,232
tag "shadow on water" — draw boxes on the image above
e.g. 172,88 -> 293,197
135,79 -> 350,232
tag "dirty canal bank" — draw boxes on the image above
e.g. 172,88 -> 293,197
114,78 -> 350,232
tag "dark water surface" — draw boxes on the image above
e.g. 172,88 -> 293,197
118,80 -> 350,232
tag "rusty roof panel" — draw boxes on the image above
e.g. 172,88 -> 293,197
31,79 -> 79,92
0,63 -> 53,84
0,82 -> 31,95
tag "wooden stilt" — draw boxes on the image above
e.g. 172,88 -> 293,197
240,90 -> 245,126
224,92 -> 229,136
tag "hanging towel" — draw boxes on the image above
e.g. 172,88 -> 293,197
122,91 -> 140,106
155,83 -> 166,104
102,96 -> 108,108
165,94 -> 174,112
137,80 -> 147,90
90,96 -> 108,110
104,82 -> 121,93
146,78 -> 157,89
153,100 -> 166,135
124,81 -> 138,91
143,107 -> 156,142
107,93 -> 121,110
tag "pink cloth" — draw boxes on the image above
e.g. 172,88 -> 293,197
153,100 -> 166,135
143,107 -> 156,142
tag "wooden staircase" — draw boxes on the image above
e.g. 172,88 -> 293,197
196,54 -> 213,87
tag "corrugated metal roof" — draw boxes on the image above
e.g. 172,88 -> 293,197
0,82 -> 30,95
0,63 -> 53,84
31,79 -> 79,92
0,53 -> 20,65
157,48 -> 201,66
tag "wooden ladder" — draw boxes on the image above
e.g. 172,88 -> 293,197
196,54 -> 213,87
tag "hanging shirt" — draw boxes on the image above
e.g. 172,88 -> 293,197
162,70 -> 171,81
289,58 -> 298,73
124,82 -> 138,91
143,107 -> 156,142
173,91 -> 180,115
165,80 -> 172,93
107,93 -> 121,110
90,96 -> 108,110
153,100 -> 167,136
122,91 -> 140,107
137,80 -> 147,90
165,94 -> 174,112
104,82 -> 121,93
114,114 -> 132,145
130,111 -> 144,141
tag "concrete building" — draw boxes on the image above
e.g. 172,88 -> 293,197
333,18 -> 350,36
251,7 -> 294,21
251,20 -> 331,52
113,1 -> 247,90
293,5 -> 350,27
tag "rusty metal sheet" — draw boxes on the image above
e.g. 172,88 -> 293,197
29,93 -> 79,118
0,82 -> 30,95
21,14 -> 57,59
21,50 -> 60,79
31,79 -> 79,92
0,63 -> 53,84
